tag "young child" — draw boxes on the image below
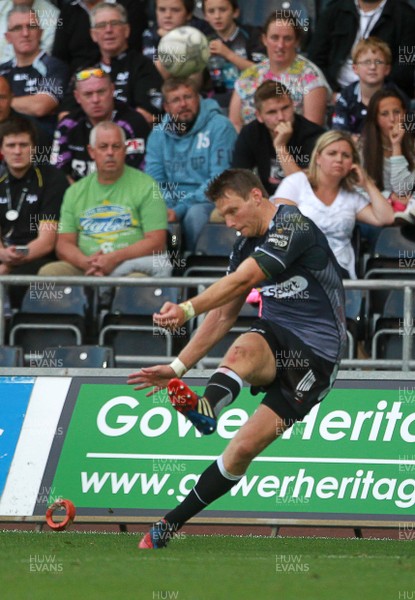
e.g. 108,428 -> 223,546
142,0 -> 193,61
203,0 -> 265,108
142,0 -> 212,65
332,37 -> 408,136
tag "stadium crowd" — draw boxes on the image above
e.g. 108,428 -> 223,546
0,0 -> 414,362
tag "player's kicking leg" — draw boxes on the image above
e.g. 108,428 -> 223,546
166,331 -> 277,435
139,403 -> 287,549
139,332 -> 278,549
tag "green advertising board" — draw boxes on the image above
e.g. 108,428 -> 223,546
36,376 -> 415,523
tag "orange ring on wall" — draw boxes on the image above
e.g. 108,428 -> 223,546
45,499 -> 76,531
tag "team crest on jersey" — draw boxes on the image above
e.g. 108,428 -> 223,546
116,71 -> 129,82
126,138 -> 145,154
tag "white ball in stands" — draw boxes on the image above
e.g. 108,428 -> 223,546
158,26 -> 210,78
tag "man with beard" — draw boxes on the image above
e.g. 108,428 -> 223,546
145,77 -> 237,251
308,0 -> 415,99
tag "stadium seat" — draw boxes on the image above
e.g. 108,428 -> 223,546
167,222 -> 185,277
364,226 -> 415,318
8,285 -> 89,364
0,345 -> 24,367
371,290 -> 415,362
344,289 -> 365,360
184,223 -> 239,278
183,223 -> 240,309
41,345 -> 114,368
99,284 -> 180,367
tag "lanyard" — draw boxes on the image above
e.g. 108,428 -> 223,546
4,179 -> 29,222
3,176 -> 29,244
358,3 -> 384,39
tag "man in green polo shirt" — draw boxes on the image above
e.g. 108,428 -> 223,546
39,121 -> 171,279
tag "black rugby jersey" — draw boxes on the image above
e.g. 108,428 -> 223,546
50,102 -> 150,181
228,204 -> 347,363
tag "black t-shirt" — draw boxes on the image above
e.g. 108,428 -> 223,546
52,0 -> 148,75
50,102 -> 150,181
0,52 -> 70,139
60,49 -> 163,116
206,25 -> 265,107
0,165 -> 69,246
232,114 -> 326,195
228,204 -> 347,362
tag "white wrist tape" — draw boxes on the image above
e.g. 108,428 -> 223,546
169,357 -> 188,378
179,300 -> 195,322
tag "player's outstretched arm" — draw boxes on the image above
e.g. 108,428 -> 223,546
154,257 -> 264,328
127,293 -> 248,393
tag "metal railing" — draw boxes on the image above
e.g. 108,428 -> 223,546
0,275 -> 414,370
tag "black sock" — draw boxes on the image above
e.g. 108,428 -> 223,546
163,457 -> 242,530
203,367 -> 243,418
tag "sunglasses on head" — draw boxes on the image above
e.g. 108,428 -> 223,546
75,68 -> 106,82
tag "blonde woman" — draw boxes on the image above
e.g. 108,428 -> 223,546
271,130 -> 394,278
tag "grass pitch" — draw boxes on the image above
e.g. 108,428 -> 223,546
1,531 -> 414,600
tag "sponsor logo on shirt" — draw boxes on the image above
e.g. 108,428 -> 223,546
79,204 -> 132,235
262,275 -> 309,299
268,229 -> 292,250
116,71 -> 129,82
26,194 -> 38,204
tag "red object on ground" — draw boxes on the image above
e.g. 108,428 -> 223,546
45,499 -> 76,531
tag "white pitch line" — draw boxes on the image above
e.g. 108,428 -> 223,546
85,453 -> 415,465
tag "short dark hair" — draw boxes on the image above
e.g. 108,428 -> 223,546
156,0 -> 195,14
254,80 -> 292,110
202,0 -> 238,11
0,116 -> 37,146
162,76 -> 199,99
206,168 -> 269,202
263,10 -> 303,43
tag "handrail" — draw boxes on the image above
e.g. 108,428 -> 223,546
0,276 -> 414,370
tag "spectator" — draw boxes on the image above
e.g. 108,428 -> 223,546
39,121 -> 172,281
203,0 -> 265,109
0,0 -> 60,64
229,10 -> 330,132
0,116 -> 68,306
332,37 -> 409,137
307,0 -> 415,99
236,0 -> 313,29
145,77 -> 237,251
361,88 -> 415,225
232,80 -> 325,195
0,6 -> 69,143
0,75 -> 51,161
145,0 -> 214,36
271,130 -> 394,278
142,0 -> 192,65
52,0 -> 148,75
59,2 -> 163,124
50,69 -> 149,183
